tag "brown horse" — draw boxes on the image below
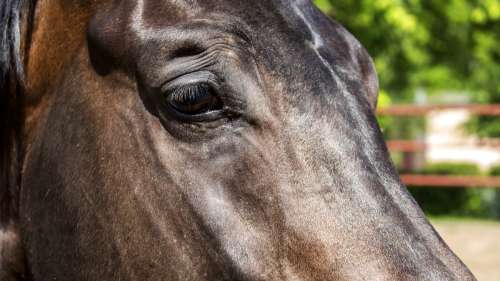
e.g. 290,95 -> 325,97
1,0 -> 476,280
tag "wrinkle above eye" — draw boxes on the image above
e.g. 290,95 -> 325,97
142,39 -> 248,89
151,53 -> 219,88
160,71 -> 219,93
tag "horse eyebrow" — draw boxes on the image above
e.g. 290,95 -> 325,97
0,0 -> 34,224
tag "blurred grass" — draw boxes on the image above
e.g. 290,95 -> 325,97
431,218 -> 500,281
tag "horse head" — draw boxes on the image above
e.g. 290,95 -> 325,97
1,0 -> 475,280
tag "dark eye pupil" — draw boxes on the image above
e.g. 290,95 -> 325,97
165,83 -> 221,115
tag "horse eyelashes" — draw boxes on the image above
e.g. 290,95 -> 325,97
164,83 -> 222,115
171,83 -> 211,104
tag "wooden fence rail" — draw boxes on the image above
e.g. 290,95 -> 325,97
380,103 -> 500,188
386,140 -> 500,152
378,104 -> 500,116
400,175 -> 500,188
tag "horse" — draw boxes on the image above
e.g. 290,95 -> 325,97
0,0 -> 476,280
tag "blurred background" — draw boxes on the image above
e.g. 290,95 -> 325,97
313,0 -> 500,280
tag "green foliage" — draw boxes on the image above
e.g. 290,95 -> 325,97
314,0 -> 500,136
421,162 -> 480,175
408,163 -> 478,216
313,1 -> 500,218
377,91 -> 394,135
489,165 -> 500,218
407,162 -> 498,218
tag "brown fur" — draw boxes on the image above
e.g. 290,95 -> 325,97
2,1 -> 476,280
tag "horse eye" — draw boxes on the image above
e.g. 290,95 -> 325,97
164,83 -> 222,116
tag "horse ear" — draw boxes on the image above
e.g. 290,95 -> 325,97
355,46 -> 379,111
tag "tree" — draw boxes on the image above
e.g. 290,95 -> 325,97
315,0 -> 500,137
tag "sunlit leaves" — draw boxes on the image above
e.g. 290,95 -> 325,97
313,0 -> 500,136
313,0 -> 500,98
313,0 -> 333,13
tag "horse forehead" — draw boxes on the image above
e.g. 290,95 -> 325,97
126,0 -> 307,33
138,0 -> 292,15
92,0 -> 356,100
94,0 -> 325,75
126,0 -> 328,68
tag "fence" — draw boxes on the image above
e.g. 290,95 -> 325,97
378,104 -> 500,188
